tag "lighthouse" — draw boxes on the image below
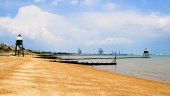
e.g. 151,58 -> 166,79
15,34 -> 24,57
143,48 -> 149,57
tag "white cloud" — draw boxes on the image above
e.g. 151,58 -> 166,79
0,5 -> 100,49
72,11 -> 170,38
70,0 -> 78,5
34,0 -> 44,2
81,0 -> 100,6
50,0 -> 64,6
0,6 -> 56,43
0,5 -> 83,47
103,3 -> 116,10
86,37 -> 133,45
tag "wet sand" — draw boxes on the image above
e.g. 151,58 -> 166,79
0,55 -> 170,96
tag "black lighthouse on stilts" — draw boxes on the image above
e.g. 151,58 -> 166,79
15,34 -> 24,57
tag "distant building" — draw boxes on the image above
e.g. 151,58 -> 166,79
0,43 -> 14,52
26,49 -> 31,51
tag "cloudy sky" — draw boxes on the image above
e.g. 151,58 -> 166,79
0,0 -> 170,54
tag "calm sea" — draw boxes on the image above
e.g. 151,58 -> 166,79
57,55 -> 170,83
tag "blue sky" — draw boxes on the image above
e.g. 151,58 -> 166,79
0,0 -> 170,54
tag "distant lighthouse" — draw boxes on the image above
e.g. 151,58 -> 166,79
143,48 -> 149,57
15,34 -> 24,57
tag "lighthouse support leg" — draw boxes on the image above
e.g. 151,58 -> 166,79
22,44 -> 24,57
15,45 -> 17,56
18,49 -> 19,56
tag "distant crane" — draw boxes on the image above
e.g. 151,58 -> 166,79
98,48 -> 104,55
78,48 -> 82,54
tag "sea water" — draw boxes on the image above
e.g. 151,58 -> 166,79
57,55 -> 170,83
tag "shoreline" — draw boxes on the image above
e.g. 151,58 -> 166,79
0,55 -> 170,95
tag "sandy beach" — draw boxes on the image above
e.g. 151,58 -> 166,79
0,55 -> 170,96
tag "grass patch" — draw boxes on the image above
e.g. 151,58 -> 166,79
24,51 -> 36,55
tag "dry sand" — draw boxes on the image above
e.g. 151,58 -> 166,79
0,55 -> 170,96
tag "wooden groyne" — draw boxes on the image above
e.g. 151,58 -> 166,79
35,55 -> 117,65
58,60 -> 117,65
34,55 -> 58,59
